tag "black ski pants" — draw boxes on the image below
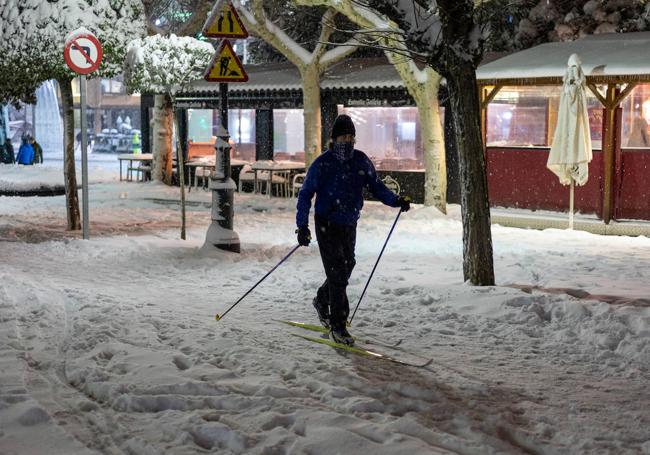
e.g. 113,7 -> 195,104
314,215 -> 357,328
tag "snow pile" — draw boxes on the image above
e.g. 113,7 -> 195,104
0,162 -> 117,192
0,181 -> 649,454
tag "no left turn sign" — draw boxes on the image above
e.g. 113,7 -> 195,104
64,32 -> 102,75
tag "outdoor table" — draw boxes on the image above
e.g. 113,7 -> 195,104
251,160 -> 306,198
186,157 -> 249,191
117,153 -> 153,181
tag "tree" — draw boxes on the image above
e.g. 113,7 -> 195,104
141,0 -> 213,36
299,0 -> 495,285
514,0 -> 650,48
124,34 -> 213,184
296,0 -> 448,211
124,34 -> 214,238
0,0 -> 146,230
233,0 -> 361,165
477,0 -> 536,52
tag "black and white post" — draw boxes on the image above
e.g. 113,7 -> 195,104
203,82 -> 240,252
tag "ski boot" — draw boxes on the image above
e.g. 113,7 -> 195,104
330,324 -> 354,346
312,296 -> 331,329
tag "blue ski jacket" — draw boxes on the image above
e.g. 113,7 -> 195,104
16,143 -> 34,165
296,148 -> 400,227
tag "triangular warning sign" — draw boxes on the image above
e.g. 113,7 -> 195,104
202,0 -> 248,39
204,40 -> 249,83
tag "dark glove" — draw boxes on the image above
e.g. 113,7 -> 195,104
398,195 -> 412,212
296,226 -> 312,246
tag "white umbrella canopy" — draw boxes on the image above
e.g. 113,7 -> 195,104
547,53 -> 593,228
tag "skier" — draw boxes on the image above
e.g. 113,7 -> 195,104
295,114 -> 411,346
16,135 -> 34,165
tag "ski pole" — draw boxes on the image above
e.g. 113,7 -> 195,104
215,244 -> 301,321
349,210 -> 402,326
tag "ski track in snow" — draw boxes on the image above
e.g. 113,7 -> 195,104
1,173 -> 650,454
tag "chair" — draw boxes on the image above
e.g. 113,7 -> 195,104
270,171 -> 291,197
238,164 -> 259,192
194,166 -> 213,190
292,172 -> 306,197
136,163 -> 151,182
127,161 -> 149,182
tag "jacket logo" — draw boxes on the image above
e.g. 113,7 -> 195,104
381,175 -> 400,194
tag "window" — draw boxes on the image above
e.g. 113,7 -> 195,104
273,109 -> 304,162
188,109 -> 213,142
399,121 -> 416,141
337,106 -> 423,171
229,109 -> 255,162
487,86 -> 602,149
228,109 -> 255,144
187,109 -> 256,161
621,84 -> 650,149
100,76 -> 126,95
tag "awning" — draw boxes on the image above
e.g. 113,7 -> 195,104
477,32 -> 650,85
186,57 -> 406,95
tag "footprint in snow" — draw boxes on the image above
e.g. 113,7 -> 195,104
173,355 -> 191,371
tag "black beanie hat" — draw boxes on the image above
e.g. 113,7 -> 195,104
330,114 -> 356,139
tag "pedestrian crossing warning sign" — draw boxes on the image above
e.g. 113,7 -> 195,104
204,40 -> 248,83
202,0 -> 248,39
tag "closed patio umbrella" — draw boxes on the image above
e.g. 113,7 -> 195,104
547,53 -> 593,229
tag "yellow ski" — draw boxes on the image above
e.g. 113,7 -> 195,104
291,333 -> 433,368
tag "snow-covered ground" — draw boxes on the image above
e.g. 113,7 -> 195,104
0,154 -> 118,193
1,163 -> 649,454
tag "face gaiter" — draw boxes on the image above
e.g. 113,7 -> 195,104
332,141 -> 354,162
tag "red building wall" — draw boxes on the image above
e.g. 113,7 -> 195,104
487,147 -> 650,221
618,150 -> 650,220
486,147 -> 604,217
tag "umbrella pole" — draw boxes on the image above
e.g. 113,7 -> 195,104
569,178 -> 575,230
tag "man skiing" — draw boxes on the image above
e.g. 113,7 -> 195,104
295,114 -> 411,346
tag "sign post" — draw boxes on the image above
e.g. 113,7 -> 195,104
202,1 -> 249,253
64,30 -> 102,240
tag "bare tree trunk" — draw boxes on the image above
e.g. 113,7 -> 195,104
302,66 -> 322,165
446,64 -> 494,285
414,78 -> 446,212
152,94 -> 173,184
58,78 -> 81,230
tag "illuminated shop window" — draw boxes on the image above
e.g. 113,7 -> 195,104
487,86 -> 602,150
229,109 -> 256,162
188,109 -> 213,142
187,108 -> 256,161
621,84 -> 650,149
337,106 -> 424,171
273,109 -> 304,162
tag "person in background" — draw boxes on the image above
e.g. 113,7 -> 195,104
0,139 -> 14,164
30,136 -> 43,164
16,135 -> 34,165
295,114 -> 411,346
132,131 -> 141,154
